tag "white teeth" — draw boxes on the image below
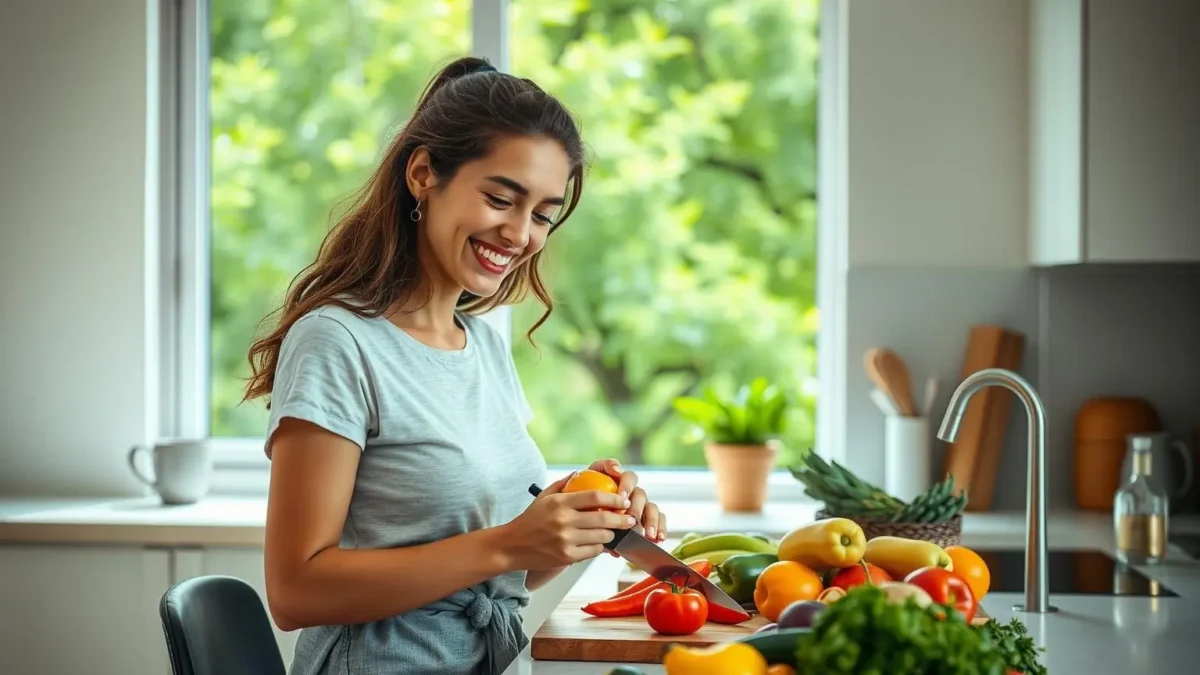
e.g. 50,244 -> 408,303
473,243 -> 512,267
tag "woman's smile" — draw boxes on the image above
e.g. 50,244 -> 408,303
469,237 -> 517,275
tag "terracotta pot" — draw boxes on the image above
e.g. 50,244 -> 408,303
704,440 -> 779,512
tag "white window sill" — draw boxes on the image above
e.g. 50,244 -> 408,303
0,494 -> 820,547
207,437 -> 812,503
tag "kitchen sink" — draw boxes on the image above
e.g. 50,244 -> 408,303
973,548 -> 1178,597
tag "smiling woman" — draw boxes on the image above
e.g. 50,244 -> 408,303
238,57 -> 667,675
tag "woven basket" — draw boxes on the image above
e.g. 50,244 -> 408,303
815,509 -> 962,549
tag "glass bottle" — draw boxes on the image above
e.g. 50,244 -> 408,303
1113,437 -> 1169,565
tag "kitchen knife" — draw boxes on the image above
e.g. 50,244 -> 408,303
527,483 -> 751,621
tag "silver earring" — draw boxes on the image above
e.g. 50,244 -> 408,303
410,201 -> 422,222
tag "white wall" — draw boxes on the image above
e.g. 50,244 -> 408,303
0,0 -> 159,497
838,0 -> 1037,508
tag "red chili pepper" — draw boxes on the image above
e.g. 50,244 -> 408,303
582,581 -> 669,617
606,560 -> 713,600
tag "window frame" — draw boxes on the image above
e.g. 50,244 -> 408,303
159,0 -> 846,503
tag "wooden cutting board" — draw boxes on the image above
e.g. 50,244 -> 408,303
531,596 -> 993,664
530,596 -> 771,663
943,324 -> 1025,511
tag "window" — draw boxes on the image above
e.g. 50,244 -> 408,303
164,0 -> 833,498
507,1 -> 821,471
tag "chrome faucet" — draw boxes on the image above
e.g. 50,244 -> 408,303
937,367 -> 1057,614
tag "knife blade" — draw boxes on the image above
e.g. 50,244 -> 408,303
527,483 -> 751,621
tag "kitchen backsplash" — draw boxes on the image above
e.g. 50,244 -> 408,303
1038,264 -> 1200,512
842,263 -> 1200,512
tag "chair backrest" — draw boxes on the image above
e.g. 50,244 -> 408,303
159,575 -> 286,675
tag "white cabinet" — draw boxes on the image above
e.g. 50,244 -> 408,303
1030,0 -> 1200,265
172,546 -> 299,669
0,544 -> 172,675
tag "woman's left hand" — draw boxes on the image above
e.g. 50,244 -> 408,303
586,458 -> 666,550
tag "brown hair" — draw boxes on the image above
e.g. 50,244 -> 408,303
243,56 -> 586,403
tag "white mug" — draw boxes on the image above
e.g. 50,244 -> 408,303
128,438 -> 213,505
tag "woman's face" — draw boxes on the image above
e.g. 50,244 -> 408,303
410,135 -> 571,299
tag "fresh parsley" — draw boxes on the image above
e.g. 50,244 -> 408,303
793,585 -> 1047,675
978,618 -> 1049,675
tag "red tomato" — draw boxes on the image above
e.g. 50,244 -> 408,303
644,584 -> 708,635
904,566 -> 977,623
830,561 -> 892,590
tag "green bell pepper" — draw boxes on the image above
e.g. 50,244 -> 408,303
715,552 -> 779,604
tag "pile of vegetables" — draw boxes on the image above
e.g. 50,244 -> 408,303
790,451 -> 968,523
736,516 -> 984,630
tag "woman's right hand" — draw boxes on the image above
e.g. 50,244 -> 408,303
499,474 -> 636,571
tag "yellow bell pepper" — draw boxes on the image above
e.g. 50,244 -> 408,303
776,517 -> 867,569
862,536 -> 953,579
662,642 -> 768,675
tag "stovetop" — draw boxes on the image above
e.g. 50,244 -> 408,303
974,548 -> 1178,597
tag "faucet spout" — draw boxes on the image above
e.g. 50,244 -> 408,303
937,367 -> 1057,614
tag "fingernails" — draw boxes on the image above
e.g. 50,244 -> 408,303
622,497 -> 632,508
626,516 -> 636,527
647,527 -> 657,540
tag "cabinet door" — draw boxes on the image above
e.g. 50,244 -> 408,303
1085,0 -> 1200,262
0,544 -> 172,675
173,547 -> 299,669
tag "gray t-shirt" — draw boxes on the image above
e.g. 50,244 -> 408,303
264,304 -> 548,675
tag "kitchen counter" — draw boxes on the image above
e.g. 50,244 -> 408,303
530,512 -> 1200,674
0,495 -> 269,546
5,496 -> 1200,674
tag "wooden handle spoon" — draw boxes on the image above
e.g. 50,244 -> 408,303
864,347 -> 918,416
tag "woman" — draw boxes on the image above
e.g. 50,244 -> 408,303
243,56 -> 667,675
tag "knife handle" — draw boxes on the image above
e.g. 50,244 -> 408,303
527,483 -> 632,551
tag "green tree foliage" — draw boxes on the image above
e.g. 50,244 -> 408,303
209,0 -> 819,469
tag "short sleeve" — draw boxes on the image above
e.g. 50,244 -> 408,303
264,313 -> 375,456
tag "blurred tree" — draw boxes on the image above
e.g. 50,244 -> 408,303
209,0 -> 819,469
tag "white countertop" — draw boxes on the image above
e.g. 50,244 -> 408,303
5,495 -> 1200,673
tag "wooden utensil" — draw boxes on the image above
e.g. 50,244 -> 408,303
864,348 -> 918,416
941,325 -> 1025,510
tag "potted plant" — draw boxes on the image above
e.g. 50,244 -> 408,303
672,377 -> 789,512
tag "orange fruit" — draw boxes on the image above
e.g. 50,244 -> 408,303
753,560 -> 824,622
945,545 -> 990,601
562,469 -> 622,512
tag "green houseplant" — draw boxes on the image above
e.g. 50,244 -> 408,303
672,377 -> 789,511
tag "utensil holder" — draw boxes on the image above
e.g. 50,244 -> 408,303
885,415 -> 931,502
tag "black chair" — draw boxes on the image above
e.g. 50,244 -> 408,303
159,574 -> 287,675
